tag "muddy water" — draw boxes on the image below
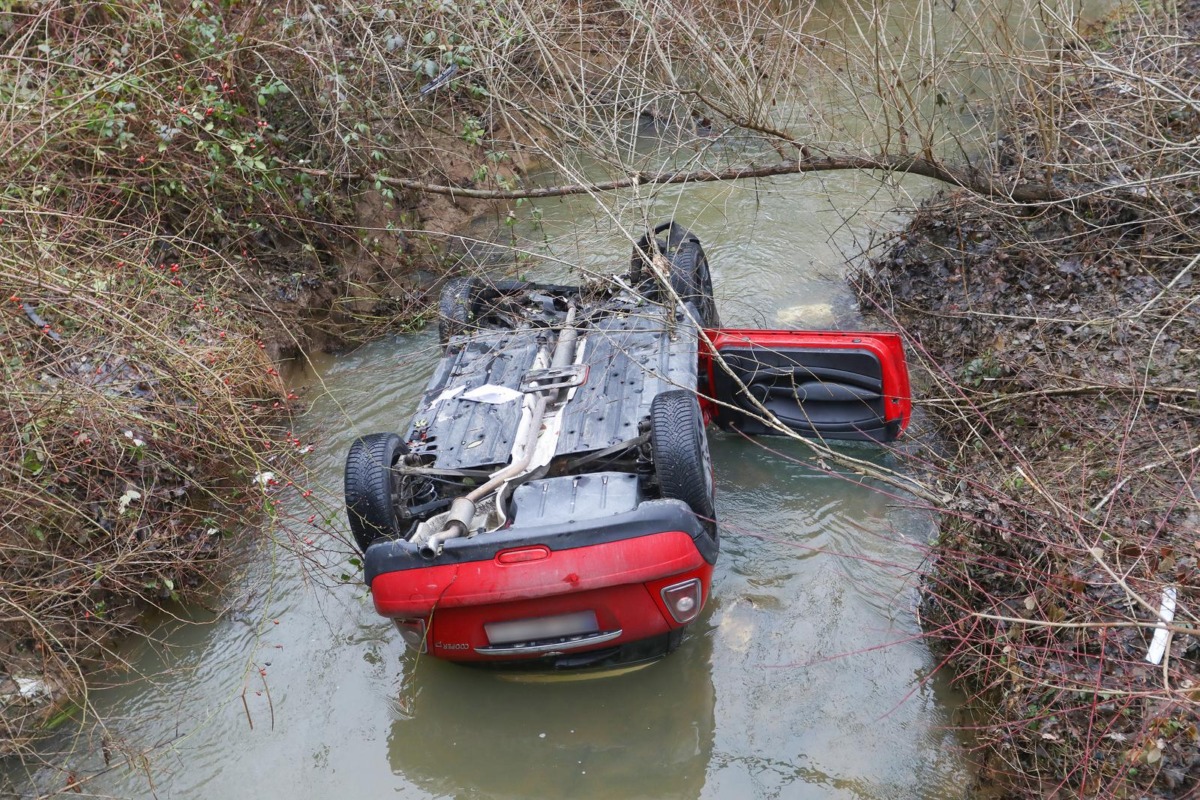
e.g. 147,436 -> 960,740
3,171 -> 978,799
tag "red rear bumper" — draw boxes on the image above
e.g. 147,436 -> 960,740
370,530 -> 712,664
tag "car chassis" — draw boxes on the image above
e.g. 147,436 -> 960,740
345,222 -> 911,670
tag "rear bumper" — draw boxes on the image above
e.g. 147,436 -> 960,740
364,498 -> 717,583
364,500 -> 717,666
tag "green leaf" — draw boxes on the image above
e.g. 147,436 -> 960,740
23,450 -> 43,476
44,705 -> 79,731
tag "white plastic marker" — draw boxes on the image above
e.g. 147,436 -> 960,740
1145,586 -> 1178,666
461,384 -> 523,404
429,384 -> 465,408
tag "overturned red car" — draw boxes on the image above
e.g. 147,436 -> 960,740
345,222 -> 911,670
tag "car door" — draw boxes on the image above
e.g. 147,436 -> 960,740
699,329 -> 911,443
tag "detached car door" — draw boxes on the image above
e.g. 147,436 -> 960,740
699,329 -> 911,443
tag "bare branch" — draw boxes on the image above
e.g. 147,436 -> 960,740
285,154 -> 1066,204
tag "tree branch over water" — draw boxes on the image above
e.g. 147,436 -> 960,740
286,155 -> 1067,205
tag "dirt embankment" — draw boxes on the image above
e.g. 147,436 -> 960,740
0,0 -> 529,752
858,7 -> 1200,796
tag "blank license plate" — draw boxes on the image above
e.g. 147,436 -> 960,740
485,611 -> 599,645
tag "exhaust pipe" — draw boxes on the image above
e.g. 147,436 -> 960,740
420,305 -> 578,559
417,497 -> 475,559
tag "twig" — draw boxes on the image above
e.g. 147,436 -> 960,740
240,688 -> 253,731
1091,442 -> 1200,514
261,671 -> 275,731
922,384 -> 1199,411
972,610 -> 1196,636
1126,250 -> 1200,320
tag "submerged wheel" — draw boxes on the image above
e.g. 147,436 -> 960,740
628,222 -> 719,327
438,277 -> 480,345
650,390 -> 716,535
344,432 -> 411,553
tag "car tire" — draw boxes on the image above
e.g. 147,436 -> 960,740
629,222 -> 719,328
438,277 -> 479,345
345,432 -> 411,553
665,237 -> 720,329
650,390 -> 716,535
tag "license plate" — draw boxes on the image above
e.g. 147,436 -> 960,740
484,611 -> 599,645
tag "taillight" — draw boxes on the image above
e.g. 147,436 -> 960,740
660,578 -> 703,624
394,618 -> 427,653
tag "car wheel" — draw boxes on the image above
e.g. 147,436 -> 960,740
438,277 -> 479,345
665,237 -> 720,329
650,390 -> 716,535
629,222 -> 719,328
630,221 -> 686,285
345,432 -> 411,553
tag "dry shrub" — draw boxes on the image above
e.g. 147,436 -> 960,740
0,0 -> 611,755
859,4 -> 1200,795
0,223 -> 290,751
0,1 -> 313,751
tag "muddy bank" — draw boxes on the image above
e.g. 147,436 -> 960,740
864,197 -> 1200,796
0,0 -> 531,753
858,7 -> 1200,791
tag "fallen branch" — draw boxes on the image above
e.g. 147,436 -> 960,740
284,154 -> 1068,205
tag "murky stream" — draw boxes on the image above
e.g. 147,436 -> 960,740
0,0 -> 1066,793
8,172 -> 980,799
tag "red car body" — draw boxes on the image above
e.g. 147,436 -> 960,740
348,224 -> 910,671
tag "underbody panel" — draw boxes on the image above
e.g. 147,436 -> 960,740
405,300 -> 697,470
